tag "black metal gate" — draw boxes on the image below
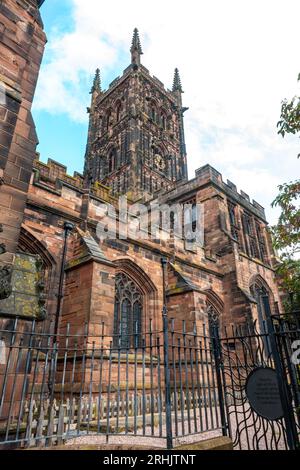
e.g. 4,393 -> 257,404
213,300 -> 300,450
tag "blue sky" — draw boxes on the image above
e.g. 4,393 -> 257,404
34,0 -> 133,176
34,0 -> 89,175
34,0 -> 300,225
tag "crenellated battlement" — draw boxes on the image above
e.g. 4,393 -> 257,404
195,165 -> 266,220
33,154 -> 84,189
32,154 -> 119,206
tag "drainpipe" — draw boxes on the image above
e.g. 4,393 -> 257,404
53,222 -> 74,341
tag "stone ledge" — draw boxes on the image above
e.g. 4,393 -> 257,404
175,436 -> 233,451
27,436 -> 233,451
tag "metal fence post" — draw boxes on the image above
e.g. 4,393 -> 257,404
211,323 -> 229,437
262,294 -> 299,450
161,257 -> 173,450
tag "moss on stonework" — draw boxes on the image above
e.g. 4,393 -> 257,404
0,253 -> 45,319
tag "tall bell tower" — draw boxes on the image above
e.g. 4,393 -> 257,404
84,28 -> 188,201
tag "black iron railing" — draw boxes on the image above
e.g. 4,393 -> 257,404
0,310 -> 299,450
217,310 -> 300,450
0,318 -> 225,449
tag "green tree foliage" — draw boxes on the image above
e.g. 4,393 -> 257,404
277,73 -> 300,140
272,74 -> 300,310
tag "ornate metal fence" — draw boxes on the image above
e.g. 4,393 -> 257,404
214,304 -> 300,450
0,306 -> 299,450
0,318 -> 225,449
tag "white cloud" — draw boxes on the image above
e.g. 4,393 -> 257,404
34,0 -> 300,225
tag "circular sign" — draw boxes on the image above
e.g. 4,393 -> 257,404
245,367 -> 284,421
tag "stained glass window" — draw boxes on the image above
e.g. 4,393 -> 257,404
113,273 -> 143,348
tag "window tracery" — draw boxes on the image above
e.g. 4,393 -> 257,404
113,273 -> 143,348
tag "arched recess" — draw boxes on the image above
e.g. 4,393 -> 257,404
108,147 -> 118,173
249,274 -> 276,326
106,108 -> 112,132
18,225 -> 57,270
151,142 -> 168,174
113,259 -> 158,344
114,100 -> 122,122
148,98 -> 160,124
104,141 -> 119,168
18,225 -> 57,307
249,275 -> 275,354
160,109 -> 167,130
204,289 -> 224,331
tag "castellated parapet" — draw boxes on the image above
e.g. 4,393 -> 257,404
33,154 -> 266,222
195,164 -> 266,221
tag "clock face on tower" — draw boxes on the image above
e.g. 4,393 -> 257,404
154,154 -> 166,172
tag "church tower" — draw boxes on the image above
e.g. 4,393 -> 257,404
84,29 -> 188,201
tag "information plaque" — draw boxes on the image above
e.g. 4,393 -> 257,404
245,367 -> 284,421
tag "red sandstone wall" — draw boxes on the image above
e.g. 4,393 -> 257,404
0,0 -> 46,268
21,144 -> 281,335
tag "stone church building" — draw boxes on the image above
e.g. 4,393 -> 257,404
0,1 -> 282,347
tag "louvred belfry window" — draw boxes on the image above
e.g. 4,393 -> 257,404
228,201 -> 240,245
113,273 -> 143,348
256,222 -> 268,263
242,212 -> 259,258
106,110 -> 111,131
184,198 -> 197,242
108,149 -> 117,173
116,103 -> 122,122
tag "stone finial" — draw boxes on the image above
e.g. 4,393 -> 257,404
130,28 -> 143,65
172,68 -> 183,93
91,68 -> 101,94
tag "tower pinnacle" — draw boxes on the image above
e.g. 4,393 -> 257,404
91,68 -> 101,94
172,68 -> 183,93
130,28 -> 143,66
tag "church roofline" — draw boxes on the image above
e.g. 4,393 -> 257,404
159,164 -> 267,222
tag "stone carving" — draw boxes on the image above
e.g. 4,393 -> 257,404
0,265 -> 12,300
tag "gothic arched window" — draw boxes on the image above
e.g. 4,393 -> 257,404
150,103 -> 158,123
250,283 -> 270,328
113,273 -> 143,348
108,149 -> 117,173
116,102 -> 122,122
207,304 -> 220,332
250,281 -> 272,355
106,109 -> 112,131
